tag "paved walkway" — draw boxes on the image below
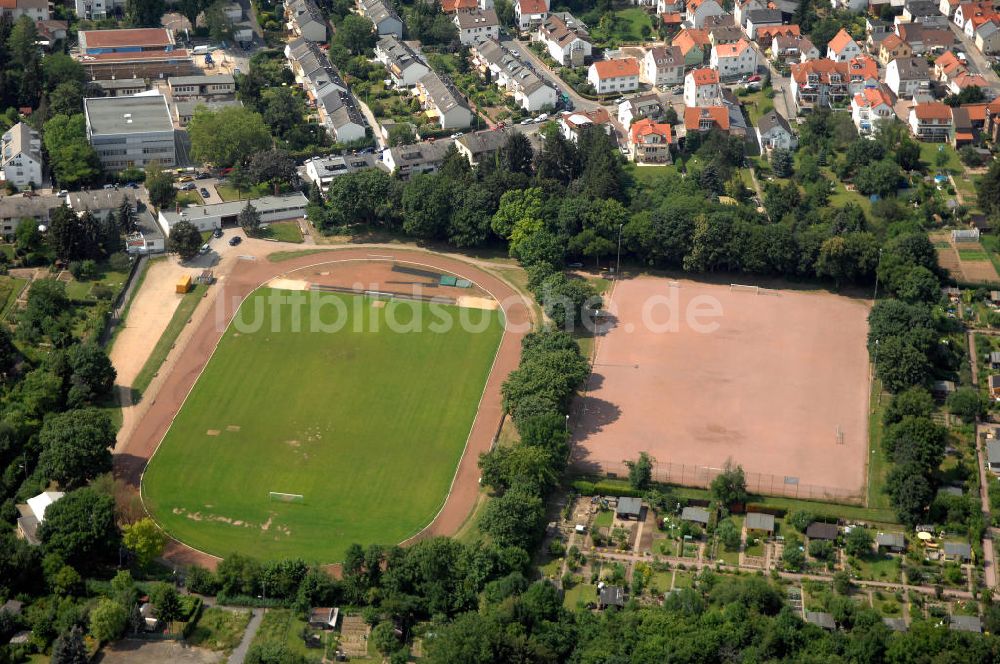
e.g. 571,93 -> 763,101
227,608 -> 263,664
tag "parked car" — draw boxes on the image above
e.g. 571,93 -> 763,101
195,172 -> 211,180
199,243 -> 210,254
229,236 -> 242,246
178,176 -> 194,182
199,188 -> 210,198
747,75 -> 762,83
213,228 -> 223,238
179,182 -> 196,190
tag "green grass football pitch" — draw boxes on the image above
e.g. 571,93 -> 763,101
142,289 -> 504,562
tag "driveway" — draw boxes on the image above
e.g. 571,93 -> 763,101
950,23 -> 1000,88
507,39 -> 603,113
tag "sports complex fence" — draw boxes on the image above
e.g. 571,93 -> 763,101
575,459 -> 864,505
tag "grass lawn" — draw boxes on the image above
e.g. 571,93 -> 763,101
260,222 -> 304,244
0,275 -> 27,319
852,553 -> 901,582
186,608 -> 252,653
216,183 -> 267,202
741,90 -> 775,126
867,379 -> 893,511
593,509 -> 614,529
745,539 -> 765,557
591,8 -> 654,44
563,583 -> 598,610
131,284 -> 207,395
673,571 -> 694,588
649,571 -> 673,594
919,142 -> 963,175
143,290 -> 504,561
65,263 -> 131,302
176,191 -> 205,206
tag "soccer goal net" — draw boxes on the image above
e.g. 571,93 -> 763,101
364,290 -> 394,301
269,492 -> 304,504
729,283 -> 760,294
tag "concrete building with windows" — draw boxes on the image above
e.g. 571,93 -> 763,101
0,194 -> 63,235
75,28 -> 197,79
73,0 -> 123,20
303,153 -> 379,192
454,8 -> 500,44
167,74 -> 237,101
455,127 -> 516,165
0,0 -> 50,21
515,0 -> 548,31
755,110 -> 796,151
157,193 -> 309,235
587,58 -> 640,95
684,67 -> 721,107
381,138 -> 456,178
83,95 -> 176,172
628,118 -> 672,164
93,78 -> 148,97
1,123 -> 43,190
710,38 -> 758,78
642,45 -> 684,87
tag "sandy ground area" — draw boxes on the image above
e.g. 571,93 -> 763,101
95,639 -> 223,664
114,246 -> 532,569
572,277 -> 871,501
267,277 -> 309,291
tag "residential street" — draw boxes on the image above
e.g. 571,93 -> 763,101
950,23 -> 1000,89
508,38 -> 603,113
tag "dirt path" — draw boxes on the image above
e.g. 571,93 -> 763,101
111,258 -> 190,449
114,246 -> 533,569
227,608 -> 264,664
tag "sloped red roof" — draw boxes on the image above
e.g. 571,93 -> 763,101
912,102 -> 952,120
827,28 -> 856,54
853,87 -> 893,108
630,117 -> 673,144
684,106 -> 730,130
688,67 -> 719,85
591,57 -> 640,79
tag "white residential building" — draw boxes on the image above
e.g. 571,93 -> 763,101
685,0 -> 725,28
73,0 -> 124,20
755,110 -> 797,151
2,0 -> 50,20
535,13 -> 591,67
381,138 -> 456,178
587,58 -> 640,95
826,28 -> 861,61
885,56 -> 931,98
1,123 -> 43,190
642,46 -> 684,87
514,0 -> 549,31
710,38 -> 758,78
285,0 -> 328,42
851,86 -> 895,135
454,8 -> 500,44
684,67 -> 721,107
617,94 -> 663,128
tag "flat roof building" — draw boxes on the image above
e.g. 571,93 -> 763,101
745,512 -> 775,533
84,95 -> 176,172
615,496 -> 643,520
681,506 -> 710,525
157,193 -> 309,234
806,522 -> 839,540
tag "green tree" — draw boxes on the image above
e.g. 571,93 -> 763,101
168,220 -> 203,260
884,387 -> 934,426
781,538 -> 805,571
809,539 -> 834,561
150,583 -> 182,629
42,114 -> 101,188
770,148 -> 793,178
145,162 -> 176,211
844,526 -> 874,557
89,598 -> 127,643
259,87 -> 303,139
874,336 -> 932,393
246,148 -> 297,192
710,459 -> 747,508
335,14 -> 377,54
626,452 -> 654,491
947,387 -> 984,423
478,483 -> 545,549
833,570 -> 852,594
886,462 -> 934,525
895,266 -> 939,304
716,519 -> 741,551
51,627 -> 88,664
122,518 -> 166,567
188,106 -> 271,168
40,488 -> 119,569
238,201 -> 262,236
67,343 -> 116,406
882,415 -> 946,471
38,409 -> 116,489
491,187 -> 543,239
854,159 -> 900,198
979,159 -> 1000,219
204,0 -> 235,41
42,53 -> 85,88
478,444 -> 555,495
125,0 -> 166,26
372,621 -> 399,657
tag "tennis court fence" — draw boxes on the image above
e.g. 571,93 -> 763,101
575,459 -> 863,505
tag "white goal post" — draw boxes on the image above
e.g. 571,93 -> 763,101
269,492 -> 304,503
729,283 -> 760,294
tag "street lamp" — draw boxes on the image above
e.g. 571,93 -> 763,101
615,223 -> 623,279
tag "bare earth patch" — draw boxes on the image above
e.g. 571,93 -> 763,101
572,277 -> 871,502
96,639 -> 223,664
